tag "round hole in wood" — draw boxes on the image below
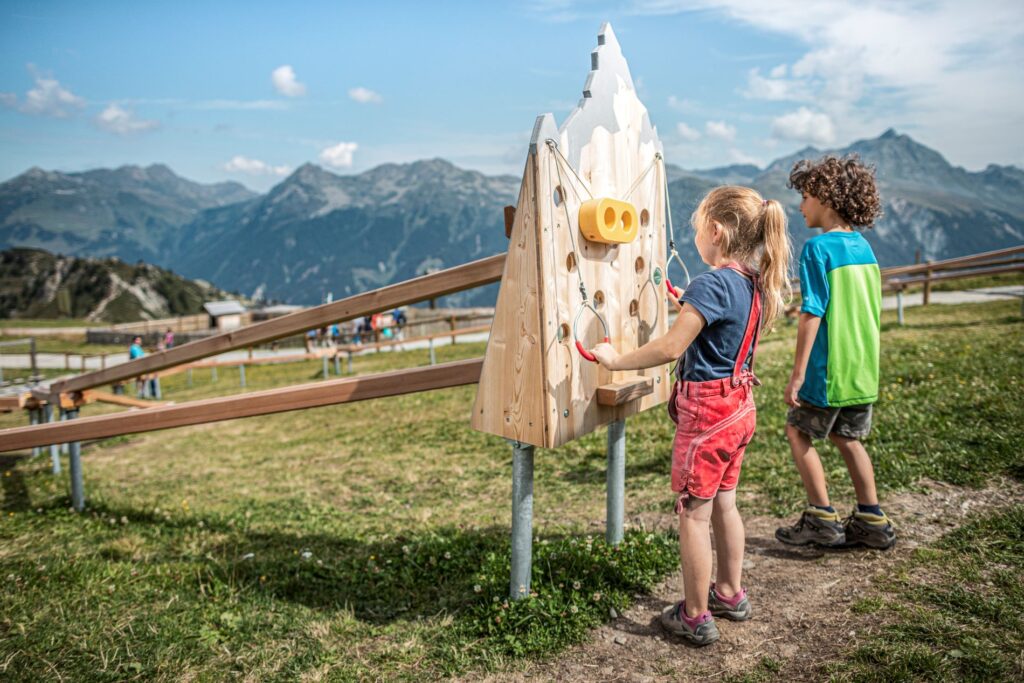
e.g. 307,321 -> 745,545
629,299 -> 639,317
640,208 -> 650,227
634,256 -> 645,273
557,323 -> 570,343
566,252 -> 576,272
553,186 -> 564,206
593,290 -> 605,309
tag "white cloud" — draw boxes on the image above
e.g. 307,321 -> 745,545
271,65 -> 306,97
1,66 -> 86,118
728,148 -> 764,167
705,120 -> 736,142
676,122 -> 701,141
318,142 -> 358,169
95,104 -> 159,134
223,155 -> 291,176
771,107 -> 836,146
631,1 -> 1024,167
667,95 -> 698,113
348,86 -> 382,104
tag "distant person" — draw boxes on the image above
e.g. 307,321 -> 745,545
330,324 -> 341,347
164,328 -> 175,349
775,155 -> 894,551
129,336 -> 146,397
304,329 -> 316,353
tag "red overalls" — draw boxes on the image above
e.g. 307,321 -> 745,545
670,263 -> 762,512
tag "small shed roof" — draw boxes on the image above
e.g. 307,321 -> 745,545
203,300 -> 246,317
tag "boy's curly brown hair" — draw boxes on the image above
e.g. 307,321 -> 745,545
788,154 -> 882,228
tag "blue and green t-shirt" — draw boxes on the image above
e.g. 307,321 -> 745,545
799,231 -> 881,408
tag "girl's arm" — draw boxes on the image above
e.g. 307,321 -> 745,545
590,303 -> 707,371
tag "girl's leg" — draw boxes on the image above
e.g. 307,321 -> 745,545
711,488 -> 744,597
678,495 -> 714,617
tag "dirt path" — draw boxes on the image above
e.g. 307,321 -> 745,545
476,478 -> 1024,682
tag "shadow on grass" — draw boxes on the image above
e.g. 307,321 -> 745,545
0,454 -> 33,512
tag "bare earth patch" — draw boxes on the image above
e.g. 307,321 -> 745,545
474,478 -> 1024,682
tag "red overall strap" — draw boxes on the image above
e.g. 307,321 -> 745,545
725,262 -> 762,386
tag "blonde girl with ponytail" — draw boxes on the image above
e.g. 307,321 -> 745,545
591,186 -> 791,645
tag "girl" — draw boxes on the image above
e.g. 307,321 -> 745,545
591,186 -> 790,645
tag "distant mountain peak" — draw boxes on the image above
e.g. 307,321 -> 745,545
879,127 -> 900,140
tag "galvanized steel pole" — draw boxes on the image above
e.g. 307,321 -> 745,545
606,418 -> 626,545
44,403 -> 60,474
64,408 -> 84,511
510,441 -> 534,600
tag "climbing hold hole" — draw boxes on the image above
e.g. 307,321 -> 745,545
634,256 -> 645,273
553,186 -> 564,207
566,252 -> 576,272
629,299 -> 639,317
557,323 -> 570,343
640,209 -> 650,227
593,290 -> 605,309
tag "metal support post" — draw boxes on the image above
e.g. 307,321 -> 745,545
29,408 -> 41,458
322,355 -> 329,378
347,350 -> 353,374
44,403 -> 61,474
211,366 -> 218,383
428,338 -> 436,366
239,365 -> 246,388
896,289 -> 905,325
65,408 -> 84,511
187,368 -> 193,388
334,354 -> 341,376
606,419 -> 626,545
510,441 -> 535,600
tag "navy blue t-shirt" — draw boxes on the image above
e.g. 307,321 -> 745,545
677,268 -> 755,382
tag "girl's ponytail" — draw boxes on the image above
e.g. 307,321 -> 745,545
758,199 -> 792,331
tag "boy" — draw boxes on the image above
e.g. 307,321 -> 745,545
775,155 -> 896,550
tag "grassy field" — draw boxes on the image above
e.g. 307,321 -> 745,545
1,299 -> 1021,680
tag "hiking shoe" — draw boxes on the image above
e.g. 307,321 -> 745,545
708,584 -> 752,621
775,507 -> 845,547
660,601 -> 720,646
842,510 -> 897,550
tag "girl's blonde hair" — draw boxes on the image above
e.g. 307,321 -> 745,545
690,186 -> 792,331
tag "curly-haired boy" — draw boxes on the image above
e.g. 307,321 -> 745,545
775,154 -> 896,550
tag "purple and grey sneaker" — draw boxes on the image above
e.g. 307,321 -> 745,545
660,600 -> 720,646
708,584 -> 752,621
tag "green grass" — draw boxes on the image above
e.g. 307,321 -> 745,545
827,505 -> 1024,682
0,299 -> 1022,680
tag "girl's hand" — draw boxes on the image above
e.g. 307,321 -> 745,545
666,283 -> 683,312
590,342 -> 619,370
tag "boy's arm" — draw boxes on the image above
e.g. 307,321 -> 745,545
591,303 -> 706,371
785,312 -> 821,407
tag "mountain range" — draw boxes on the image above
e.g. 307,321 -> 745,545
1,129 -> 1021,306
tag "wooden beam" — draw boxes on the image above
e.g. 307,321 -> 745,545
596,377 -> 654,406
0,358 -> 483,453
83,390 -> 167,409
49,254 -> 506,396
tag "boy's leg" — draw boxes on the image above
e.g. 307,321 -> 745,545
785,423 -> 831,507
678,495 -> 714,617
829,434 -> 878,506
710,488 -> 744,598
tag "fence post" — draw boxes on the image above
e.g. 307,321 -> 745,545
248,346 -> 254,360
322,354 -> 329,379
450,316 -> 457,344
347,350 -> 353,374
333,354 -> 341,376
64,408 -> 85,512
211,366 -> 218,383
101,354 -> 107,370
510,441 -> 535,600
81,355 -> 86,372
428,338 -> 436,366
606,419 -> 626,546
239,365 -> 246,388
29,407 -> 41,458
44,403 -> 60,474
187,368 -> 193,388
923,261 -> 933,306
29,337 -> 37,379
65,352 -> 71,370
896,287 -> 905,325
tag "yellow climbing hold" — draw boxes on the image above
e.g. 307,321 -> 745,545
579,198 -> 638,244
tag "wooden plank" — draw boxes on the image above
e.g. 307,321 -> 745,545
0,358 -> 483,453
596,376 -> 654,406
84,390 -> 166,409
881,245 -> 1024,277
49,254 -> 506,396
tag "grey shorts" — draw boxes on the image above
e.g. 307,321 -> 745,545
787,403 -> 873,440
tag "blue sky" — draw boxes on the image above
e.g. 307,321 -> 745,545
2,0 -> 1022,190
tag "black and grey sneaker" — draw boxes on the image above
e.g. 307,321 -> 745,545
708,584 -> 752,621
842,510 -> 897,550
775,507 -> 846,547
660,601 -> 720,646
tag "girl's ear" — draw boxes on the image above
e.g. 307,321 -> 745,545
711,221 -> 724,245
